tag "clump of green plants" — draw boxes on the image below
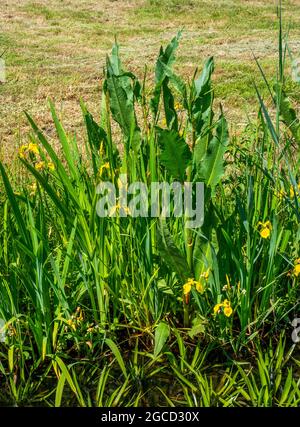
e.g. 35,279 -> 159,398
0,9 -> 299,407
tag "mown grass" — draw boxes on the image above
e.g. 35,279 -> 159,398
1,0 -> 300,161
0,2 -> 300,407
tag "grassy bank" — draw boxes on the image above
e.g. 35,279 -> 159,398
1,0 -> 300,160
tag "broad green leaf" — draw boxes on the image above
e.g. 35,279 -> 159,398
110,40 -> 122,75
157,220 -> 191,283
196,114 -> 229,191
157,59 -> 186,99
106,63 -> 133,137
158,129 -> 191,182
154,322 -> 170,357
194,56 -> 214,97
106,55 -> 141,151
162,80 -> 178,130
151,32 -> 181,117
155,32 -> 182,84
192,57 -> 215,138
188,317 -> 205,339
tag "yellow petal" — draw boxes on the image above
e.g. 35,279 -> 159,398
99,162 -> 110,176
290,184 -> 300,198
201,268 -> 210,281
28,143 -> 39,154
224,306 -> 233,317
213,303 -> 223,314
196,281 -> 204,293
35,161 -> 45,171
264,221 -> 272,230
18,144 -> 28,158
48,162 -> 55,171
293,264 -> 300,277
183,283 -> 192,295
260,227 -> 270,239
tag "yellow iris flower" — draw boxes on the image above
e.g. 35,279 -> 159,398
35,161 -> 45,171
213,299 -> 233,317
183,273 -> 209,297
293,259 -> 300,277
258,220 -> 272,239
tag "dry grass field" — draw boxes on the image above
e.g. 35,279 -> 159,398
1,0 -> 300,160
